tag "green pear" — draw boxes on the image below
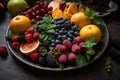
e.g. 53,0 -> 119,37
7,0 -> 28,16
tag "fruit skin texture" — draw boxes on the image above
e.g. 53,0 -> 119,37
7,0 -> 28,16
62,39 -> 72,49
12,42 -> 20,49
71,12 -> 91,29
0,46 -> 7,56
80,24 -> 102,42
9,15 -> 31,34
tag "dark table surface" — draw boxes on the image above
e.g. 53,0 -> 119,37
0,4 -> 120,80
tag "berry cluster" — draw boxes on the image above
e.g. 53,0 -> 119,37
50,18 -> 80,48
21,1 -> 53,24
11,27 -> 39,50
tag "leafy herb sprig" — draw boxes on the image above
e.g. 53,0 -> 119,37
39,16 -> 56,44
84,9 -> 106,38
104,57 -> 112,73
76,37 -> 96,68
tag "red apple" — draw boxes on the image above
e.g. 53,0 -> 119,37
0,3 -> 5,16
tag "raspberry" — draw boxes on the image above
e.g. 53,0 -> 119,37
68,53 -> 76,62
12,36 -> 19,42
45,55 -> 57,67
55,44 -> 67,52
12,42 -> 20,49
73,36 -> 83,44
33,32 -> 39,40
30,52 -> 39,62
26,27 -> 35,34
0,46 -> 7,56
25,33 -> 33,43
58,54 -> 67,64
72,44 -> 81,54
62,39 -> 72,49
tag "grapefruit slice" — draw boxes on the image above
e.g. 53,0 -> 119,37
20,40 -> 40,56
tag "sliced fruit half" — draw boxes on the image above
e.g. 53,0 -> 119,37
20,40 -> 40,56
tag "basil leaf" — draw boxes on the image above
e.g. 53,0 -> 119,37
76,54 -> 87,68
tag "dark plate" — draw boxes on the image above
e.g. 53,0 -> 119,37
98,0 -> 118,17
5,21 -> 109,71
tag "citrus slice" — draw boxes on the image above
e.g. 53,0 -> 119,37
52,7 -> 60,19
20,40 -> 40,56
64,12 -> 72,20
67,3 -> 77,14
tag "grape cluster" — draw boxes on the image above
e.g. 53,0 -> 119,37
50,18 -> 80,48
21,1 -> 53,24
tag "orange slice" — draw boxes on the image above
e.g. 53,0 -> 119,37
52,7 -> 60,19
20,40 -> 40,56
67,3 -> 77,14
64,12 -> 72,20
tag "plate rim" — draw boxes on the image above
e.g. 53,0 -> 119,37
5,22 -> 109,71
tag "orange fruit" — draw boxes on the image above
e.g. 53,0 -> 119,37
71,12 -> 91,29
80,24 -> 102,43
67,3 -> 77,14
20,40 -> 40,56
9,15 -> 31,34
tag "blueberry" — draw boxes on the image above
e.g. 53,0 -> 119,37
38,56 -> 46,66
51,42 -> 56,47
61,35 -> 67,40
58,35 -> 62,40
59,30 -> 63,35
55,18 -> 63,22
69,34 -> 74,38
67,37 -> 73,42
54,32 -> 59,36
55,39 -> 62,44
45,55 -> 57,67
74,31 -> 79,36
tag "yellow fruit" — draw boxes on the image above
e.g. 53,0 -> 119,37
9,15 -> 31,34
20,40 -> 40,56
71,12 -> 91,29
64,12 -> 72,20
80,24 -> 102,42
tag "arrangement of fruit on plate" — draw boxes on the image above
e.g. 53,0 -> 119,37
6,0 -> 106,69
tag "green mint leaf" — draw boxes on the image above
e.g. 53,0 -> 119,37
45,29 -> 54,34
85,37 -> 96,48
86,54 -> 91,61
86,48 -> 95,55
76,54 -> 87,68
48,34 -> 55,40
84,9 -> 99,19
43,15 -> 51,23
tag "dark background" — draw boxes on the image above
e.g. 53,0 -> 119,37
0,1 -> 120,80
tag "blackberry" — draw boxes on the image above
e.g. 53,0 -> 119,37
38,56 -> 46,66
18,35 -> 26,43
45,55 -> 57,67
38,46 -> 46,55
